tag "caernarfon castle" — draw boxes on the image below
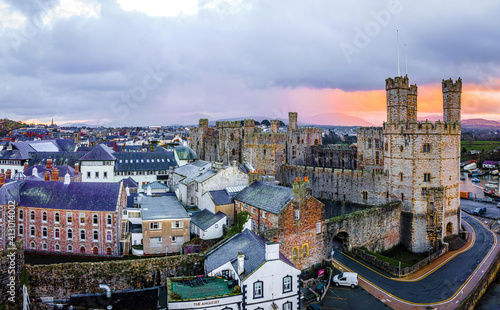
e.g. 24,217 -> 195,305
192,75 -> 462,254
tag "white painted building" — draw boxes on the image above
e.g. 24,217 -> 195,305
190,209 -> 226,240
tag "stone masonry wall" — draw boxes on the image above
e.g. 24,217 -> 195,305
26,254 -> 204,299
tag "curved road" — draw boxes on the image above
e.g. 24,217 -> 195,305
332,212 -> 498,306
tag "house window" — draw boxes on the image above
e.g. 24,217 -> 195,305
30,211 -> 35,221
106,215 -> 112,226
106,230 -> 112,242
294,210 -> 299,221
54,212 -> 60,223
42,242 -> 48,250
215,224 -> 219,229
95,171 -> 99,179
67,212 -> 72,224
80,213 -> 85,224
262,211 -> 266,219
253,281 -> 263,298
93,230 -> 98,241
67,228 -> 73,240
55,228 -> 60,239
30,242 -> 35,249
93,214 -> 98,225
42,211 -> 47,222
423,143 -> 431,153
55,244 -> 60,251
375,139 -> 380,149
251,207 -> 256,214
375,151 -> 380,165
367,138 -> 372,149
18,209 -> 23,220
362,191 -> 368,200
424,173 -> 431,182
150,222 -> 161,230
67,245 -> 73,252
283,301 -> 292,310
283,276 -> 292,293
292,247 -> 298,258
42,227 -> 48,238
172,221 -> 183,229
30,226 -> 35,237
422,187 -> 428,196
18,224 -> 23,236
80,230 -> 86,240
316,222 -> 322,234
302,244 -> 309,256
87,171 -> 91,178
103,171 -> 108,179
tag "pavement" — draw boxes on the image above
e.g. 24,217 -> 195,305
328,212 -> 500,309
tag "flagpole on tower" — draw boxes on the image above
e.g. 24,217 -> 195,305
405,43 -> 408,76
397,30 -> 400,76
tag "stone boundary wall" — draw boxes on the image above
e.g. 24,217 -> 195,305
351,243 -> 448,277
26,254 -> 204,300
458,246 -> 500,309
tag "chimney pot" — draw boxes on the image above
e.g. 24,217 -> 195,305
0,173 -> 5,187
5,169 -> 12,180
74,163 -> 79,175
24,161 -> 29,172
51,167 -> 59,181
44,171 -> 50,181
47,158 -> 53,170
237,252 -> 245,275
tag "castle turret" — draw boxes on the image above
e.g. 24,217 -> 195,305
270,120 -> 280,133
244,119 -> 255,135
442,78 -> 462,123
288,112 -> 298,131
199,119 -> 209,132
407,84 -> 418,122
386,76 -> 409,124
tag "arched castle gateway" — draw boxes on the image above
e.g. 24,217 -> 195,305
279,76 -> 462,254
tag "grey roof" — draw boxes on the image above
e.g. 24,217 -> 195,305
173,160 -> 216,185
204,229 -> 296,279
174,146 -> 197,160
28,152 -> 86,167
233,182 -> 293,214
209,190 -> 232,205
140,196 -> 189,221
142,181 -> 169,190
114,152 -> 177,172
0,181 -> 21,205
122,177 -> 138,189
0,149 -> 26,160
24,165 -> 77,179
19,180 -> 121,212
79,144 -> 116,161
191,209 -> 226,231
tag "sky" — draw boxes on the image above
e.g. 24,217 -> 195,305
0,0 -> 499,127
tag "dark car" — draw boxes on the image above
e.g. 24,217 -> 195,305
473,207 -> 486,215
307,304 -> 322,310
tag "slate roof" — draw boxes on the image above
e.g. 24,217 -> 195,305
24,165 -> 77,178
191,209 -> 226,231
19,180 -> 121,212
209,190 -> 232,205
79,144 -> 116,161
142,181 -> 169,190
114,152 -> 177,172
28,152 -> 87,167
0,149 -> 26,160
173,160 -> 215,185
174,146 -> 197,160
140,196 -> 189,221
204,229 -> 295,279
0,181 -> 20,205
233,181 -> 293,214
122,177 -> 138,189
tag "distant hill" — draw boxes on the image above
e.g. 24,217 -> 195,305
0,118 -> 25,133
462,118 -> 500,128
302,113 -> 373,126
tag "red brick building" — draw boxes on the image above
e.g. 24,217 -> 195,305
233,179 -> 324,270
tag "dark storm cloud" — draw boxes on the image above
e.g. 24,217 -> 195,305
0,0 -> 499,125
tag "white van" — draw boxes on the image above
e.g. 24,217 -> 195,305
333,272 -> 358,288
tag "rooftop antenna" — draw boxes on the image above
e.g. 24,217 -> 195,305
397,30 -> 400,76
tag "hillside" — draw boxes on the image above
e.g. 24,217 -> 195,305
0,118 -> 24,133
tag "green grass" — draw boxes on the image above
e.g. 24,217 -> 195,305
461,141 -> 500,152
361,247 -> 411,268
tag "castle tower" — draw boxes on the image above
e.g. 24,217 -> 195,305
199,119 -> 209,132
244,119 -> 255,135
407,84 -> 418,122
270,120 -> 280,133
442,78 -> 462,123
386,76 -> 409,124
288,112 -> 298,131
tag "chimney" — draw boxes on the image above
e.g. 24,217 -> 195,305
44,171 -> 50,181
74,163 -> 79,175
237,252 -> 245,275
32,166 -> 38,177
24,161 -> 29,172
47,158 -> 53,170
5,169 -> 11,180
0,173 -> 5,188
265,238 -> 280,261
64,173 -> 71,185
51,167 -> 59,181
147,185 -> 152,196
125,186 -> 130,196
6,143 -> 12,151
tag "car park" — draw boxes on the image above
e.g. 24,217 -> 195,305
333,272 -> 358,288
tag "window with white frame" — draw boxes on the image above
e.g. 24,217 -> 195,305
103,171 -> 108,179
251,207 -> 255,214
316,222 -> 322,234
106,215 -> 112,226
30,242 -> 35,249
67,212 -> 72,224
30,226 -> 35,237
42,242 -> 48,250
18,224 -> 23,236
93,230 -> 98,241
18,209 -> 23,220
80,229 -> 86,240
42,211 -> 47,222
294,210 -> 299,220
93,214 -> 98,225
283,275 -> 292,293
42,227 -> 48,238
87,171 -> 91,178
106,230 -> 112,242
55,244 -> 60,251
80,213 -> 85,224
30,211 -> 35,221
172,221 -> 183,229
54,212 -> 60,223
67,245 -> 73,252
67,228 -> 73,240
150,222 -> 161,230
262,211 -> 266,219
95,171 -> 99,179
283,301 -> 292,310
54,228 -> 60,239
253,281 -> 263,298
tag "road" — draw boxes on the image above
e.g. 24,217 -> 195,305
328,213 -> 498,308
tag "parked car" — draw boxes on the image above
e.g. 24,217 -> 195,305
333,272 -> 358,288
307,304 -> 322,310
472,207 -> 486,215
496,202 -> 500,208
471,178 -> 480,183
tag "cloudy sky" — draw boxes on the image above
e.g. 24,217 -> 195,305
0,0 -> 499,126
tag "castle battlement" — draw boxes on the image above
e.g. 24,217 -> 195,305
383,120 -> 461,134
409,84 -> 418,95
291,127 -> 323,135
199,119 -> 209,126
246,132 -> 287,143
216,121 -> 242,129
385,76 -> 409,90
442,78 -> 462,93
357,127 -> 383,135
243,119 -> 255,127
